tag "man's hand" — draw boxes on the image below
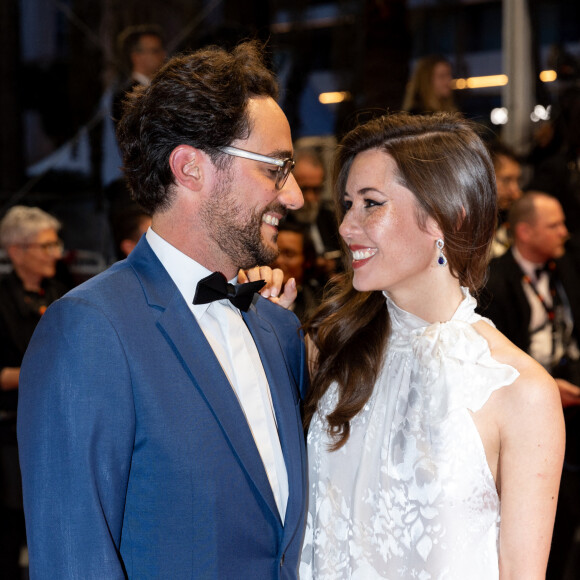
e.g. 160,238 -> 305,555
238,267 -> 297,310
555,378 -> 580,407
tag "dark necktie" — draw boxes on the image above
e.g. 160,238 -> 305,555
534,260 -> 555,282
534,260 -> 560,304
193,272 -> 266,312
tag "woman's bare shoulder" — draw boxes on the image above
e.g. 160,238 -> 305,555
472,319 -> 559,408
473,320 -> 564,480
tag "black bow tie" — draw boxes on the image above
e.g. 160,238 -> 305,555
193,272 -> 266,312
535,260 -> 556,281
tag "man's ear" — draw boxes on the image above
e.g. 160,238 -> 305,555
516,221 -> 532,243
169,145 -> 205,191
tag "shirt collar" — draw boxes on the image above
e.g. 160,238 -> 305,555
511,246 -> 544,280
146,227 -> 239,318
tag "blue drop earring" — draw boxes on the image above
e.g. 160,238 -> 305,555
436,238 -> 447,267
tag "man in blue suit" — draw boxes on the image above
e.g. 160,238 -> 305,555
18,41 -> 307,579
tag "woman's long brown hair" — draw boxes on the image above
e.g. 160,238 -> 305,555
303,112 -> 497,449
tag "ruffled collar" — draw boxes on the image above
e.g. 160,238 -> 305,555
384,287 -> 519,417
384,287 -> 479,334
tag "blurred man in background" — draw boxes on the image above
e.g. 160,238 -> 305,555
286,146 -> 341,278
488,141 -> 523,257
478,192 -> 580,579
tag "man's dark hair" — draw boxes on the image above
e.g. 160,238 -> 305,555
117,40 -> 279,214
117,24 -> 165,75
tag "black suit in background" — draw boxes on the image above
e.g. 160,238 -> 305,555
477,248 -> 580,580
478,248 -> 580,355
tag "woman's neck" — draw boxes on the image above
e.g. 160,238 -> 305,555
386,275 -> 464,324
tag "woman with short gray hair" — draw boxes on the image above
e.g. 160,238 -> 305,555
0,205 -> 69,578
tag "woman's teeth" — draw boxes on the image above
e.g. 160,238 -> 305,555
352,248 -> 377,260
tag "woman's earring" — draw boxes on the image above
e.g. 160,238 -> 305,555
436,238 -> 447,267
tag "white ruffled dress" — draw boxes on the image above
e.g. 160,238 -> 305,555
300,289 -> 519,580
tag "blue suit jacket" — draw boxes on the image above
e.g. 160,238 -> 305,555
18,238 -> 308,579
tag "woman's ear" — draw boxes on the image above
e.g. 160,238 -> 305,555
425,215 -> 444,240
169,145 -> 204,191
457,206 -> 467,231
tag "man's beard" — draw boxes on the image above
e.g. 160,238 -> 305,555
201,173 -> 286,270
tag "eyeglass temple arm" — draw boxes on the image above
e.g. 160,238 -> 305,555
219,146 -> 286,168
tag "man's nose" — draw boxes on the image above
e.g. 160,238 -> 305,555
278,173 -> 304,210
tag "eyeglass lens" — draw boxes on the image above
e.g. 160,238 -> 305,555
276,159 -> 295,190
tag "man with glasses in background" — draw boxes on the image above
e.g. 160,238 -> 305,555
108,25 -> 168,234
488,141 -> 524,258
18,41 -> 308,579
286,146 -> 341,279
111,24 -> 167,128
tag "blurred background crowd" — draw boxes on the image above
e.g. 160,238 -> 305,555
2,0 -> 580,578
1,0 -> 580,265
1,0 -> 580,262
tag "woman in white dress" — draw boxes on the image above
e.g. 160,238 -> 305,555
298,112 -> 565,579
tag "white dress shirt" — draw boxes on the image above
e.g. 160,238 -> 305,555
512,247 -> 577,368
146,228 -> 288,522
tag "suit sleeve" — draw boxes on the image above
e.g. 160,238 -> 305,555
297,326 -> 310,401
17,297 -> 135,579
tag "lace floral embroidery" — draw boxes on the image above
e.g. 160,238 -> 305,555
300,289 -> 518,579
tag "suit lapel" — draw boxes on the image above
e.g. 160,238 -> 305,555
243,306 -> 307,544
128,239 -> 282,525
505,250 -> 533,324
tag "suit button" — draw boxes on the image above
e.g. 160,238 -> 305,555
280,553 -> 285,566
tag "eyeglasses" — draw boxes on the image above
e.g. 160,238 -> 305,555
219,146 -> 295,190
19,240 -> 64,254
